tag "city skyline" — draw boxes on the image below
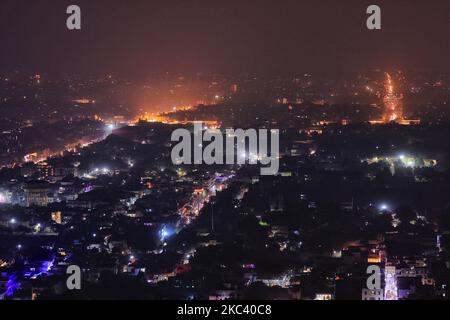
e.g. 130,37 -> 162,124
1,0 -> 450,305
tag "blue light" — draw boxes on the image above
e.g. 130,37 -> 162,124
159,226 -> 172,241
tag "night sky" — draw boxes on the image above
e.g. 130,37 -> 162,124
1,0 -> 449,76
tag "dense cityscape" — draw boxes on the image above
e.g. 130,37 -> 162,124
1,0 -> 450,305
1,70 -> 450,300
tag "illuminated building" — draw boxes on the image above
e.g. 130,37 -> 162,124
24,152 -> 39,163
384,266 -> 398,300
314,293 -> 333,300
368,253 -> 382,264
0,190 -> 11,204
51,211 -> 62,224
362,288 -> 384,300
31,290 -> 39,301
23,181 -> 53,207
37,162 -> 76,182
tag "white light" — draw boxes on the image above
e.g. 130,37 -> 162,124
10,218 -> 16,224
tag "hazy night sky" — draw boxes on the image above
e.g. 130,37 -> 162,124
1,0 -> 449,77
